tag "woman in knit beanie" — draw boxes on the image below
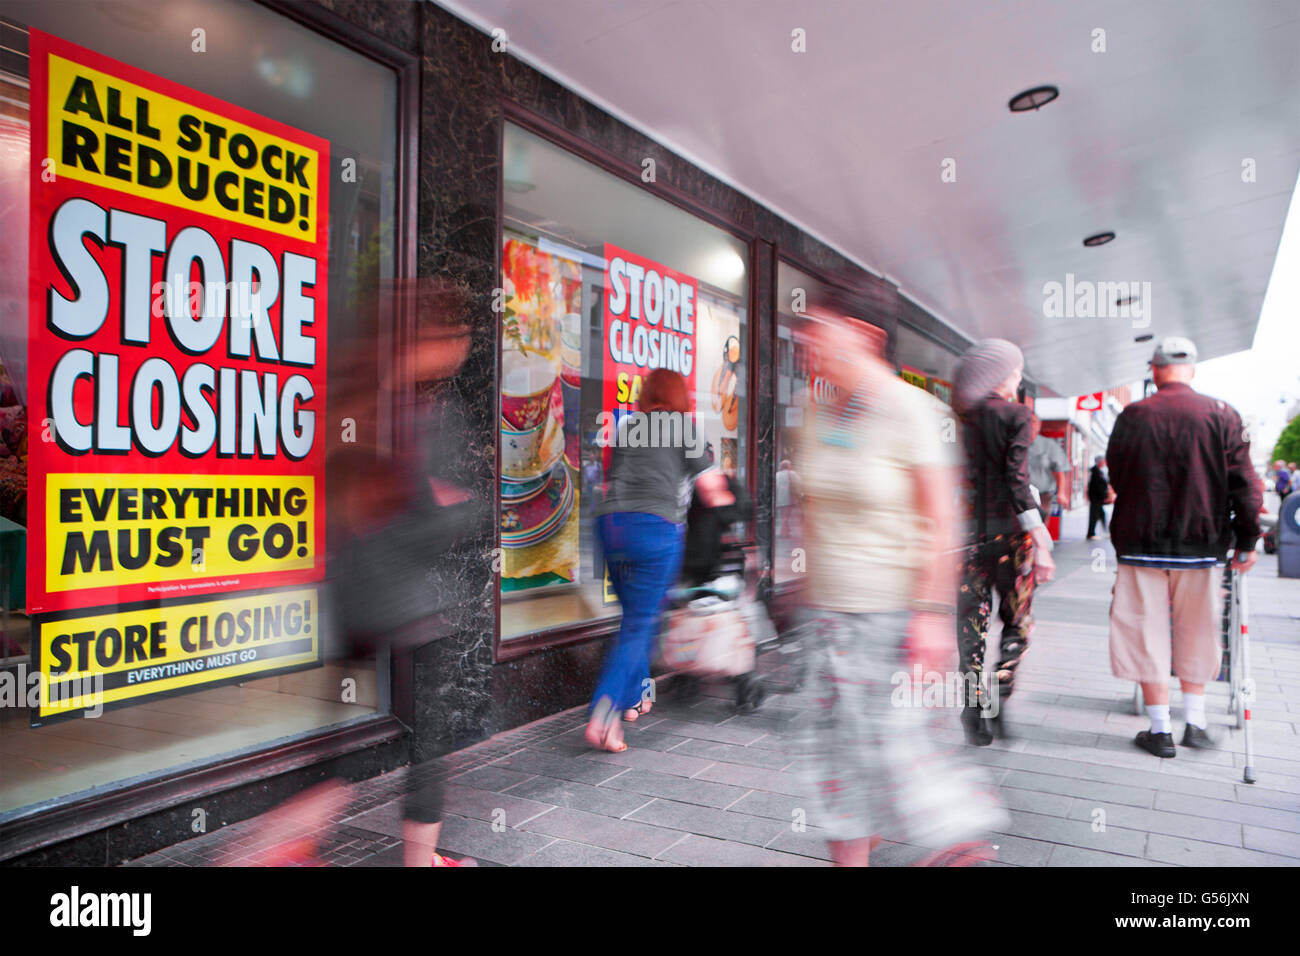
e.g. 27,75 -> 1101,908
954,338 -> 1024,417
953,339 -> 1054,745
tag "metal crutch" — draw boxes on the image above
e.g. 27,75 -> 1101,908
1230,568 -> 1257,784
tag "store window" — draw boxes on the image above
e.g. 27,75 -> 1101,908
894,321 -> 957,406
0,0 -> 398,819
774,263 -> 845,588
500,122 -> 749,641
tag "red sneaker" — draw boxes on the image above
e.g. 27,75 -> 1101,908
431,852 -> 478,867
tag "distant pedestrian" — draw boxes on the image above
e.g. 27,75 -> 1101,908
954,339 -> 1055,745
1087,456 -> 1111,539
1275,460 -> 1293,501
775,458 -> 801,539
1106,337 -> 1261,758
1027,415 -> 1070,518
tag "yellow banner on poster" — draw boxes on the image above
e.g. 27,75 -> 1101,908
44,52 -> 320,240
46,473 -> 316,593
34,588 -> 319,719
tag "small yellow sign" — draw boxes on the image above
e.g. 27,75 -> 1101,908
34,588 -> 319,718
46,474 -> 316,593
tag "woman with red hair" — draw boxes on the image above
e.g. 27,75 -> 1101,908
586,368 -> 732,751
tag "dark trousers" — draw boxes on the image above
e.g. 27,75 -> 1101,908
957,533 -> 1035,707
1087,500 -> 1107,537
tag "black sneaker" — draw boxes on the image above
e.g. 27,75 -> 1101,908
1135,730 -> 1176,758
1181,724 -> 1218,749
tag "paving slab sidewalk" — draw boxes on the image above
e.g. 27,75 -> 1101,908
127,509 -> 1300,867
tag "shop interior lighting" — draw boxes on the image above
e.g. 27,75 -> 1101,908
1008,85 -> 1060,112
706,249 -> 747,285
1083,231 -> 1116,247
536,236 -> 606,272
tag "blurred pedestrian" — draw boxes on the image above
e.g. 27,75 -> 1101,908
1107,337 -> 1261,757
586,369 -> 732,751
1027,414 -> 1070,518
247,276 -> 480,868
954,339 -> 1055,745
794,314 -> 1006,867
1087,456 -> 1112,539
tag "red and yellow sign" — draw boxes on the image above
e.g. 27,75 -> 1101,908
601,244 -> 698,426
26,30 -> 329,615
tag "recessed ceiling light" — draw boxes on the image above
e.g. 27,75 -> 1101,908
1008,85 -> 1060,112
1083,231 -> 1116,247
1135,334 -> 1154,342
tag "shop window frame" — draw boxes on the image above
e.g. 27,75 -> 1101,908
493,102 -> 760,662
0,1 -> 420,861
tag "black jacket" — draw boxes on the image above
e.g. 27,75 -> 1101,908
1107,382 -> 1261,561
1087,465 -> 1110,504
959,396 -> 1041,539
681,475 -> 752,585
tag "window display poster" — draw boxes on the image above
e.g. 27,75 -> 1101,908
499,237 -> 581,593
601,243 -> 699,433
693,298 -> 741,468
929,377 -> 954,406
26,31 -> 329,719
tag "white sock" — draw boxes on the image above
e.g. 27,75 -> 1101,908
1146,704 -> 1171,734
1184,693 -> 1206,729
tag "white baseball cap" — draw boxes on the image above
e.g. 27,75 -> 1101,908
1150,336 -> 1198,366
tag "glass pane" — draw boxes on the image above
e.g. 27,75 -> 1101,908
500,123 -> 749,640
0,0 -> 395,817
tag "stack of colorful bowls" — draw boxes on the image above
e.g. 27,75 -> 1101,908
501,463 -> 574,549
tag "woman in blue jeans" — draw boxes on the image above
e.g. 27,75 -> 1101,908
586,369 -> 732,752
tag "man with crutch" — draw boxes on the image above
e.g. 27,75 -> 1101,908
1105,337 -> 1262,758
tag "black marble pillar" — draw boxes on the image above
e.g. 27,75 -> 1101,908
751,239 -> 776,601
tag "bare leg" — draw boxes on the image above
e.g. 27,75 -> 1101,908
1179,681 -> 1205,697
403,821 -> 441,868
1140,681 -> 1169,706
242,779 -> 350,866
828,835 -> 880,867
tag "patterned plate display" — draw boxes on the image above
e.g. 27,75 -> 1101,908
501,465 -> 573,549
501,419 -> 564,482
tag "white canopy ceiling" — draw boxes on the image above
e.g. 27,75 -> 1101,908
440,0 -> 1300,396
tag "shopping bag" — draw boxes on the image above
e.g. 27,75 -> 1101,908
661,598 -> 755,677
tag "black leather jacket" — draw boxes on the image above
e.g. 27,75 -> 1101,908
960,396 -> 1042,540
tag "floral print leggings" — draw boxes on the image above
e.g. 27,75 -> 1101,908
957,533 -> 1035,707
